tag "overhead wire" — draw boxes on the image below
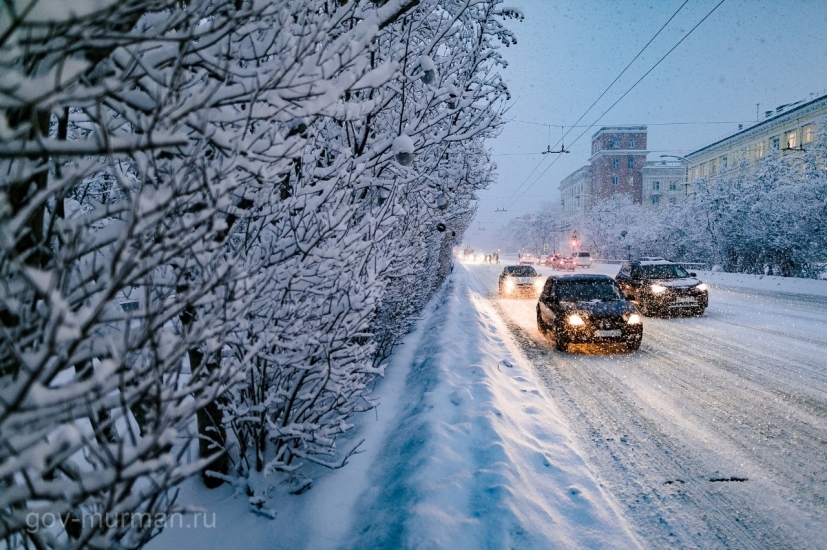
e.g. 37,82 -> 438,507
498,0 -> 727,213
492,0 -> 691,213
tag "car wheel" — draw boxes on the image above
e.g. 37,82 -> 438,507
694,307 -> 705,317
555,329 -> 568,352
536,307 -> 547,333
626,338 -> 641,351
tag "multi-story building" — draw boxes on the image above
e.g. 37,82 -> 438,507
686,91 -> 827,183
559,165 -> 592,217
589,126 -> 648,203
558,126 -> 649,219
641,160 -> 686,207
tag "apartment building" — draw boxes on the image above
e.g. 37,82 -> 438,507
559,165 -> 592,217
589,126 -> 648,203
686,91 -> 827,182
641,160 -> 686,207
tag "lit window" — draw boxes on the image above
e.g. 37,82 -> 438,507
628,176 -> 634,184
805,125 -> 815,143
628,138 -> 635,148
653,181 -> 660,190
669,181 -> 677,190
772,137 -> 780,151
787,131 -> 797,148
756,141 -> 765,158
612,176 -> 619,185
627,156 -> 634,169
612,158 -> 619,169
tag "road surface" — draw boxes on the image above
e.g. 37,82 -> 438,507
466,261 -> 827,549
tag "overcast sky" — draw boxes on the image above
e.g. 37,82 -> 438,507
468,0 -> 827,249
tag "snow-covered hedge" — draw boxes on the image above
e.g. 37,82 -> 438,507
0,0 -> 518,547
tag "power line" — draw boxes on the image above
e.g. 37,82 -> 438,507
500,0 -> 727,212
505,118 -> 756,128
493,0 -> 690,214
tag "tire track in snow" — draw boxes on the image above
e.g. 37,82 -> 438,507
492,302 -> 810,550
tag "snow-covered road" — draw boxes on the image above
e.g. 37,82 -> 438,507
149,261 -> 827,550
468,261 -> 827,549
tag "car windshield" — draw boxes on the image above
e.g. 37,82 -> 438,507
635,264 -> 690,279
506,266 -> 537,277
558,281 -> 623,302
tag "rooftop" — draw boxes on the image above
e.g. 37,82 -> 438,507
687,89 -> 827,159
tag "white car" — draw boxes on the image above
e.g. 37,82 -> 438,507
573,251 -> 592,268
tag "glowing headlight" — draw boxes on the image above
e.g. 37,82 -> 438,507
650,284 -> 667,294
567,314 -> 585,326
504,280 -> 515,293
534,279 -> 544,291
697,283 -> 709,291
626,313 -> 642,325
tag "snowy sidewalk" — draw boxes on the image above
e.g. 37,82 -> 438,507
149,266 -> 639,549
335,267 -> 638,548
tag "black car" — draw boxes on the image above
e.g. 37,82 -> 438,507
536,274 -> 643,352
615,260 -> 708,316
499,265 -> 544,297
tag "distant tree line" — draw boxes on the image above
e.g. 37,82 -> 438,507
0,0 -> 519,547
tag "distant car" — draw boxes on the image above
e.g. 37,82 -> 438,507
615,259 -> 708,316
519,254 -> 537,265
536,274 -> 643,352
573,251 -> 592,268
499,265 -> 544,297
544,254 -> 561,267
558,256 -> 577,271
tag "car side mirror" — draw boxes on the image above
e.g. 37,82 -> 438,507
689,272 -> 696,277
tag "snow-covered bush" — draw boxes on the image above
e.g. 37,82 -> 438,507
0,0 -> 515,545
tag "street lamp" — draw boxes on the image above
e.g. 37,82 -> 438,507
660,154 -> 691,195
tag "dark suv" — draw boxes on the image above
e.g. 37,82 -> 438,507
536,274 -> 643,352
615,259 -> 708,316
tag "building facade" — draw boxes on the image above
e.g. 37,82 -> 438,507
589,126 -> 648,203
641,160 -> 686,207
686,91 -> 827,182
559,165 -> 592,217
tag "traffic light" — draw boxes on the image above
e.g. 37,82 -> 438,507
571,237 -> 578,249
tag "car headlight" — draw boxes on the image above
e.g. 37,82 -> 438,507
626,313 -> 642,325
650,284 -> 667,294
697,283 -> 709,291
534,279 -> 544,291
504,280 -> 515,292
567,314 -> 585,326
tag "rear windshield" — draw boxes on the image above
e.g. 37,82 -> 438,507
577,252 -> 590,257
633,264 -> 689,279
506,266 -> 537,277
558,281 -> 622,302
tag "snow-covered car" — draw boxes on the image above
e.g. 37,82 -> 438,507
499,265 -> 544,297
536,274 -> 642,352
615,259 -> 708,316
519,254 -> 537,265
573,251 -> 592,268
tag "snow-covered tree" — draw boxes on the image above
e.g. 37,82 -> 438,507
0,0 -> 515,545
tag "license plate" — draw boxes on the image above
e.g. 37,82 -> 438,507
594,329 -> 621,337
675,297 -> 696,303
